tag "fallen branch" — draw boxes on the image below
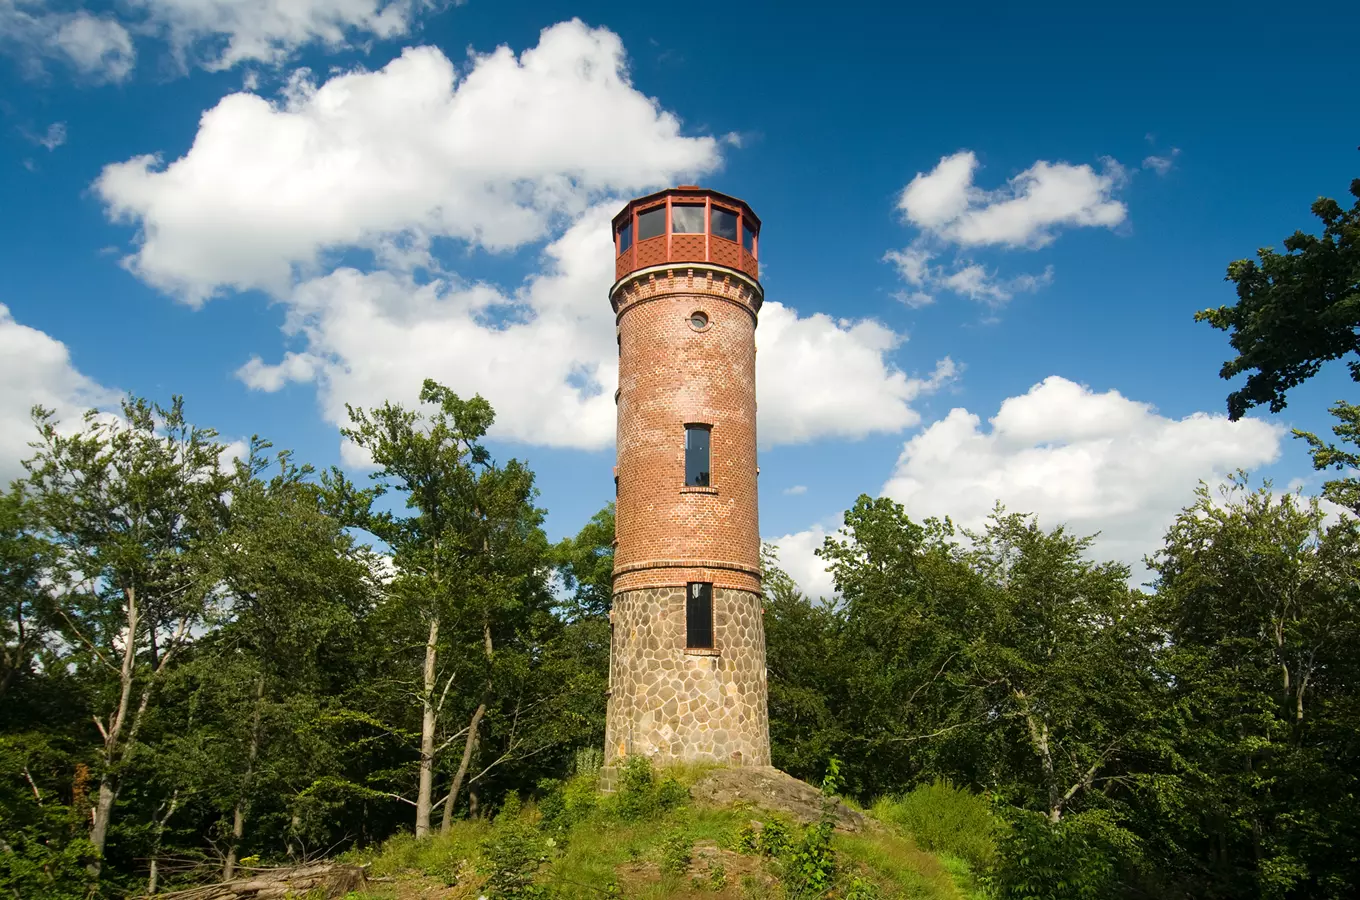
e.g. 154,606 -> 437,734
140,862 -> 369,899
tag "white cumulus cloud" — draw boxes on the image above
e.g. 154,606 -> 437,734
95,20 -> 722,304
0,3 -> 136,83
756,306 -> 956,446
130,0 -> 441,71
237,208 -> 954,451
0,304 -> 120,485
885,242 -> 1052,309
899,150 -> 1128,249
766,524 -> 837,602
768,377 -> 1285,598
881,376 -> 1283,582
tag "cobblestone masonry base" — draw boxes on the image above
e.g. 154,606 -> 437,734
604,586 -> 771,771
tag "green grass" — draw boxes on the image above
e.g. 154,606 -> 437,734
347,764 -> 984,900
871,780 -> 1001,873
835,830 -> 969,900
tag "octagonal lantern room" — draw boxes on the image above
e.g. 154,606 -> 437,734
611,186 -> 760,284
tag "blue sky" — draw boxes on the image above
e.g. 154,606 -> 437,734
2,0 -> 1357,594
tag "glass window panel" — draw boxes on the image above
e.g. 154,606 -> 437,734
637,207 -> 666,241
672,204 -> 705,234
711,207 -> 737,241
741,221 -> 756,253
685,424 -> 711,487
618,221 -> 632,253
686,583 -> 714,649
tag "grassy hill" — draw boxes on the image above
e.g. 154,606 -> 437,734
339,760 -> 994,900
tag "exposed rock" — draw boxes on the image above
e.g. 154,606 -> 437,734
688,766 -> 871,833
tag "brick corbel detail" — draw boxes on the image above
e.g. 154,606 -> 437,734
611,264 -> 763,325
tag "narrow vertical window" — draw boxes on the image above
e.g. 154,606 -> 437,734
741,221 -> 756,253
686,582 -> 714,649
684,424 -> 711,487
618,221 -> 632,253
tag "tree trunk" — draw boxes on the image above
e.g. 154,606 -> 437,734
88,586 -> 141,874
224,673 -> 266,880
1016,690 -> 1060,823
441,618 -> 494,834
415,615 -> 440,838
147,789 -> 181,895
441,701 -> 485,832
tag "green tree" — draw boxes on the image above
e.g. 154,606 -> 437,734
1147,476 -> 1360,898
761,544 -> 846,783
962,507 -> 1163,827
1196,177 -> 1360,420
209,439 -> 375,877
22,398 -> 230,875
1196,176 -> 1360,511
0,485 -> 49,701
340,379 -> 548,836
552,503 -> 614,620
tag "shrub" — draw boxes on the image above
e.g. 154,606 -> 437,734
615,756 -> 658,821
496,791 -> 525,822
609,756 -> 689,822
844,877 -> 881,900
987,809 -> 1128,900
573,746 -> 604,778
756,817 -> 792,857
657,775 -> 690,811
872,779 -> 1000,871
731,822 -> 759,854
537,778 -> 566,828
481,818 -> 550,899
659,829 -> 693,876
786,820 -> 836,898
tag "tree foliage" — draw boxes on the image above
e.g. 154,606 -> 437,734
1,375 -> 1357,900
1196,178 -> 1360,420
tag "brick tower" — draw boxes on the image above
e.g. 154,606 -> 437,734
603,186 -> 771,774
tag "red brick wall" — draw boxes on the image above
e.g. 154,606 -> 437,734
612,266 -> 763,594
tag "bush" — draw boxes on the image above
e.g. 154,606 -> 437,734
872,779 -> 1000,871
657,775 -> 690,811
987,809 -> 1129,900
757,817 -> 792,857
844,877 -> 881,900
786,820 -> 836,897
731,821 -> 759,854
573,746 -> 604,778
481,817 -> 551,899
609,756 -> 690,822
537,778 -> 566,827
659,829 -> 693,876
615,756 -> 658,821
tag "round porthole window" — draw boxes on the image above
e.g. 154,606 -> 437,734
689,311 -> 709,331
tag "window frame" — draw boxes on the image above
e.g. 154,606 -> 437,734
684,423 -> 712,488
617,220 -> 632,255
710,205 -> 739,242
636,206 -> 666,241
686,582 -> 715,650
671,203 -> 706,234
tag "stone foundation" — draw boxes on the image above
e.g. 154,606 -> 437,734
604,586 -> 770,768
